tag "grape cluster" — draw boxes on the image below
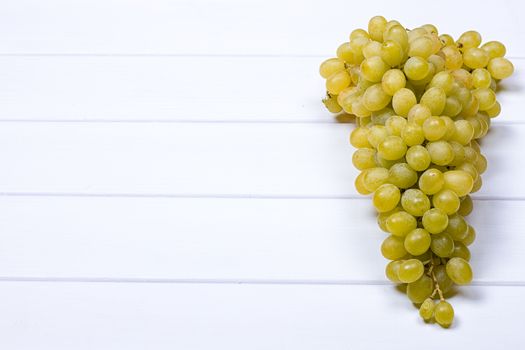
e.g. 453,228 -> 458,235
319,16 -> 514,327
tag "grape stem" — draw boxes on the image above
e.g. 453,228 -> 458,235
427,254 -> 445,301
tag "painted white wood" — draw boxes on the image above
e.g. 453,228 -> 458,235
0,282 -> 522,350
0,0 -> 524,57
0,122 -> 522,198
0,56 -> 522,122
0,196 -> 522,283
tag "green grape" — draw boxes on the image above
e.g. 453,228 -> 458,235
486,101 -> 501,118
474,153 -> 488,174
355,170 -> 372,195
441,45 -> 463,70
443,170 -> 474,197
434,301 -> 454,327
373,184 -> 401,213
472,68 -> 492,89
320,58 -> 345,78
371,107 -> 395,125
430,232 -> 454,257
384,25 -> 409,50
350,127 -> 372,148
404,228 -> 431,255
457,30 -> 481,50
408,36 -> 434,58
367,125 -> 388,148
428,71 -> 454,94
392,88 -> 417,117
407,104 -> 431,125
381,40 -> 405,67
363,167 -> 390,192
461,225 -> 476,246
463,48 -> 489,69
398,259 -> 425,283
452,241 -> 471,261
381,235 -> 408,260
368,15 -> 387,42
385,260 -> 404,282
426,141 -> 454,166
352,148 -> 377,170
363,40 -> 383,59
451,120 -> 474,145
455,162 -> 478,183
439,34 -> 454,46
401,123 -> 425,147
406,145 -> 431,171
386,211 -> 417,237
375,153 -> 399,169
442,96 -> 462,117
407,274 -> 434,303
322,95 -> 343,113
420,87 -> 446,116
378,136 -> 407,160
487,57 -> 514,80
423,208 -> 449,234
382,69 -> 406,95
388,163 -> 418,189
433,264 -> 453,294
458,195 -> 473,217
481,41 -> 506,58
448,141 -> 466,166
422,116 -> 447,141
377,206 -> 402,232
445,214 -> 468,240
446,257 -> 473,285
337,42 -> 357,63
401,189 -> 430,217
473,88 -> 496,111
419,168 -> 444,195
326,70 -> 351,95
432,189 -> 460,215
385,116 -> 407,136
350,28 -> 370,41
404,57 -> 431,81
363,84 -> 392,111
419,298 -> 435,321
428,54 -> 445,73
361,56 -> 389,82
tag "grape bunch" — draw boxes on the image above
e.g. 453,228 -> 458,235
319,16 -> 514,327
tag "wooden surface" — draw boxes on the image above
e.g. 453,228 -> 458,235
0,0 -> 524,348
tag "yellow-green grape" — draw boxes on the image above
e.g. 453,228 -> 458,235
419,298 -> 435,321
381,235 -> 407,260
371,106 -> 395,125
388,163 -> 418,189
319,58 -> 345,78
448,141 -> 465,166
363,40 -> 383,59
423,208 -> 449,234
401,189 -> 430,217
439,34 -> 454,46
381,40 -> 405,67
434,301 -> 454,327
363,167 -> 390,192
430,232 -> 454,257
461,96 -> 480,118
463,146 -> 478,163
350,28 -> 370,41
443,170 -> 474,197
322,95 -> 343,113
382,69 -> 406,95
404,228 -> 431,255
442,96 -> 462,117
398,259 -> 425,283
451,68 -> 473,89
385,260 -> 403,282
446,257 -> 473,285
451,120 -> 474,145
385,20 -> 402,32
422,116 -> 447,141
378,135 -> 407,160
337,86 -> 359,107
385,116 -> 407,136
487,57 -> 514,80
419,168 -> 444,195
408,36 -> 434,58
432,189 -> 460,215
401,123 -> 425,147
458,195 -> 473,217
392,88 -> 417,117
373,184 -> 401,213
336,42 -> 357,64
428,54 -> 445,73
350,127 -> 372,148
404,56 -> 430,81
440,45 -> 463,70
377,206 -> 402,232
474,153 -> 488,174
368,15 -> 387,42
461,225 -> 476,246
486,101 -> 501,118
446,213 -> 469,240
406,145 -> 431,171
481,40 -> 506,59
407,27 -> 427,42
428,71 -> 454,94
463,48 -> 489,69
352,98 -> 372,119
361,56 -> 389,83
473,88 -> 496,111
471,176 -> 482,193
384,25 -> 409,50
363,84 -> 392,111
455,162 -> 479,182
407,274 -> 434,303
420,87 -> 446,116
472,68 -> 492,89
375,154 -> 398,169
433,264 -> 453,294
457,30 -> 481,50
407,104 -> 431,125
352,148 -> 377,170
355,170 -> 372,195
426,141 -> 454,166
367,125 -> 388,148
452,84 -> 472,109
386,211 -> 417,237
326,70 -> 351,95
452,241 -> 471,261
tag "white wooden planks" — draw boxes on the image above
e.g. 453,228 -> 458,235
0,196 -> 523,283
0,282 -> 522,349
0,0 -> 524,57
0,56 -> 522,122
